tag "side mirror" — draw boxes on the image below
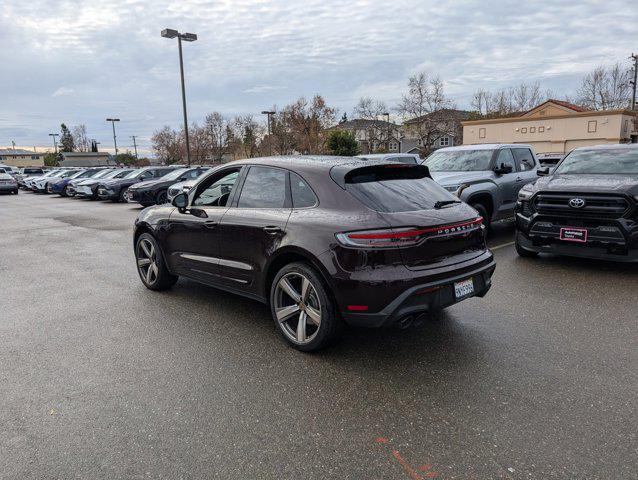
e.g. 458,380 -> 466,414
537,167 -> 550,176
172,192 -> 188,213
494,163 -> 513,175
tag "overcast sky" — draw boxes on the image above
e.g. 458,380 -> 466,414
1,0 -> 636,155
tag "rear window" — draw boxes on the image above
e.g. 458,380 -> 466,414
344,165 -> 455,213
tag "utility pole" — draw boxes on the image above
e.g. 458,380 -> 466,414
131,136 -> 139,159
630,53 -> 638,111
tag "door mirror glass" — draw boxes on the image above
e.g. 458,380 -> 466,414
537,167 -> 550,176
172,192 -> 188,211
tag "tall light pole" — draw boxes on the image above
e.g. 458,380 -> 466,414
261,110 -> 275,156
106,118 -> 120,158
48,133 -> 59,154
630,53 -> 638,112
161,28 -> 197,167
131,135 -> 139,160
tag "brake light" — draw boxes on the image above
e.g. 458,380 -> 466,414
336,217 -> 483,248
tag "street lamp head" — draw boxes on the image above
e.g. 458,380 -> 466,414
161,28 -> 179,39
181,32 -> 197,42
106,118 -> 120,122
261,111 -> 276,115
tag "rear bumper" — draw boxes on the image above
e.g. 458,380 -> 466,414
516,212 -> 638,263
333,251 -> 496,327
0,184 -> 18,192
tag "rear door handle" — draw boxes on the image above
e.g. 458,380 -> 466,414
263,226 -> 283,234
516,176 -> 523,181
204,221 -> 218,229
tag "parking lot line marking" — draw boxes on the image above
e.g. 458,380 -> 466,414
491,241 -> 515,250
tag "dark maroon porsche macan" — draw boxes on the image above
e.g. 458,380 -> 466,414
133,156 -> 496,351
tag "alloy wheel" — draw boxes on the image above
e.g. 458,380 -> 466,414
136,238 -> 159,286
274,272 -> 322,345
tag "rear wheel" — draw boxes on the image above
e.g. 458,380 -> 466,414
61,185 -> 69,197
135,233 -> 178,290
471,203 -> 491,230
116,188 -> 128,203
13,189 -> 18,195
515,231 -> 538,258
270,262 -> 340,352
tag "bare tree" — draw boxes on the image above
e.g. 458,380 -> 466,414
396,71 -> 458,155
352,97 -> 388,119
471,81 -> 554,116
151,126 -> 182,164
286,95 -> 336,154
576,63 -> 632,110
205,112 -> 231,162
233,115 -> 263,158
72,124 -> 90,152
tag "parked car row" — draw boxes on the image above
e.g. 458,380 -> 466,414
14,165 -> 214,207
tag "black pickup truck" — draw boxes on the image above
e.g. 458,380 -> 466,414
515,144 -> 638,262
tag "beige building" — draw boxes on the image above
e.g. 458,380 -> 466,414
462,100 -> 638,154
0,148 -> 45,167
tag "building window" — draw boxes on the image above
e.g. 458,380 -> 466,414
389,141 -> 398,151
439,137 -> 450,147
588,120 -> 597,133
521,127 -> 527,133
530,127 -> 536,133
479,128 -> 486,139
539,126 -> 545,133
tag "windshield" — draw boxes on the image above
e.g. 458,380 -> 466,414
160,168 -> 187,181
555,149 -> 638,175
90,169 -> 113,179
60,170 -> 80,178
425,150 -> 494,172
69,171 -> 86,179
124,169 -> 143,179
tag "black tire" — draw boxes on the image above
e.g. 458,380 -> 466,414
515,231 -> 538,258
155,189 -> 168,205
13,189 -> 18,195
471,203 -> 491,230
116,188 -> 128,203
270,262 -> 341,352
135,233 -> 178,290
61,185 -> 69,197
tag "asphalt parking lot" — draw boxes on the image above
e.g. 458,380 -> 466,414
1,192 -> 636,479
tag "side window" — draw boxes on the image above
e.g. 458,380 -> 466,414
237,166 -> 287,208
495,149 -> 517,172
192,170 -> 239,207
291,173 -> 317,208
513,148 -> 536,171
186,169 -> 201,179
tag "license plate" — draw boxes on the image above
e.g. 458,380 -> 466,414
560,227 -> 588,243
454,278 -> 475,300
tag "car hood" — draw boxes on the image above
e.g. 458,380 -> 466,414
429,170 -> 495,186
0,173 -> 13,180
534,174 -> 638,195
77,178 -> 102,186
101,178 -> 139,187
129,178 -> 170,190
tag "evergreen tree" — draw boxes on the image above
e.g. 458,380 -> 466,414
59,123 -> 75,152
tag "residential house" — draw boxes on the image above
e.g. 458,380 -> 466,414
328,119 -> 401,154
400,109 -> 471,156
462,99 -> 638,153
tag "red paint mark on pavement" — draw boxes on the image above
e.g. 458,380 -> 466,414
424,472 -> 439,478
376,437 -> 389,444
419,464 -> 433,471
392,450 -> 424,480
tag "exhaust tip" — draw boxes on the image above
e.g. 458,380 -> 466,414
397,315 -> 415,329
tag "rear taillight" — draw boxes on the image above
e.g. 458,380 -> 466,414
336,217 -> 483,248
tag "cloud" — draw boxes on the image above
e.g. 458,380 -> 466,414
52,87 -> 75,97
0,0 -> 636,149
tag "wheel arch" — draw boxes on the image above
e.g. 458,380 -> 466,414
465,190 -> 495,220
264,247 -> 334,304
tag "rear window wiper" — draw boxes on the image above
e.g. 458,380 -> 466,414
434,199 -> 461,209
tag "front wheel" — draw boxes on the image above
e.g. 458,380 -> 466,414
471,203 -> 491,230
116,188 -> 128,203
135,233 -> 178,290
270,262 -> 341,352
155,190 -> 168,205
515,231 -> 538,258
